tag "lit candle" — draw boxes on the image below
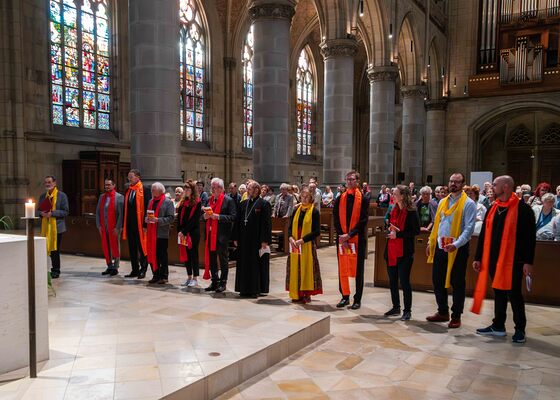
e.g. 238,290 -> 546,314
25,199 -> 35,219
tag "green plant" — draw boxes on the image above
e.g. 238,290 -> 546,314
0,216 -> 14,230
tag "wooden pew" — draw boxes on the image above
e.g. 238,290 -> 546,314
374,231 -> 560,306
271,217 -> 290,254
319,208 -> 335,246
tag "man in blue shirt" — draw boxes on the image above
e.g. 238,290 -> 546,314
426,172 -> 477,329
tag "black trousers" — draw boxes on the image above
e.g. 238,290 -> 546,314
127,224 -> 147,273
209,243 -> 229,284
432,243 -> 469,318
184,244 -> 199,277
338,240 -> 365,303
387,255 -> 413,312
151,238 -> 169,280
492,263 -> 526,332
50,233 -> 63,273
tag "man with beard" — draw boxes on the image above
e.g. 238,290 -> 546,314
96,179 -> 124,276
233,181 -> 272,297
426,172 -> 476,329
472,175 -> 535,344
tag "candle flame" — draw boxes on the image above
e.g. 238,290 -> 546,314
27,199 -> 33,204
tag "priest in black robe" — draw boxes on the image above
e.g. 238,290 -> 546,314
234,181 -> 272,297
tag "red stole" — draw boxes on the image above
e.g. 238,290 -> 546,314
146,194 -> 165,271
179,199 -> 200,263
337,189 -> 362,296
387,204 -> 407,267
204,193 -> 225,280
99,190 -> 119,265
471,193 -> 519,314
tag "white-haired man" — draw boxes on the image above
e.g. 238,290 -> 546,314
144,182 -> 175,284
416,186 -> 436,232
202,177 -> 237,292
273,183 -> 294,218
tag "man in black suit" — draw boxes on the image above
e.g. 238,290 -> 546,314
203,177 -> 237,293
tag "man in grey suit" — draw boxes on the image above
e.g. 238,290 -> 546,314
38,175 -> 69,279
96,179 -> 124,276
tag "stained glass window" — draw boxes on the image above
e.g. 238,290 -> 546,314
242,25 -> 254,149
180,0 -> 205,142
296,48 -> 314,156
49,0 -> 111,130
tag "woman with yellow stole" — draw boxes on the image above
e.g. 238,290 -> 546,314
286,188 -> 322,303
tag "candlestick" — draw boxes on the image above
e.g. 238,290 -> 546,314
25,200 -> 35,219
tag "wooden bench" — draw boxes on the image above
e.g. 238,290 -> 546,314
271,217 -> 290,254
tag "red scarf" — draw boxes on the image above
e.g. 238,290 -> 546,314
471,193 -> 519,314
204,192 -> 225,280
146,194 -> 165,271
99,190 -> 120,265
179,199 -> 200,263
122,181 -> 147,255
387,203 -> 407,267
338,188 -> 362,296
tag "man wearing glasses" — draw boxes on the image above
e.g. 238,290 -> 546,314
426,172 -> 476,328
333,170 -> 370,310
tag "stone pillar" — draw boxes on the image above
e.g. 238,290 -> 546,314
320,38 -> 358,186
249,1 -> 295,187
400,86 -> 427,184
425,99 -> 448,186
129,0 -> 181,186
367,66 -> 398,186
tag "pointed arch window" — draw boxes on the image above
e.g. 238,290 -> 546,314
49,0 -> 111,130
179,0 -> 206,142
242,25 -> 254,149
296,48 -> 314,156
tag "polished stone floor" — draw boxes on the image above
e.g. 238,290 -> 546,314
1,238 -> 559,400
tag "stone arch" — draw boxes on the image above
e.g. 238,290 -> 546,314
357,0 -> 387,66
397,13 -> 419,86
427,39 -> 443,99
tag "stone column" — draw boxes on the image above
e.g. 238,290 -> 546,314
129,0 -> 181,186
425,99 -> 448,186
367,66 -> 398,186
400,86 -> 427,184
249,1 -> 295,187
320,38 -> 358,186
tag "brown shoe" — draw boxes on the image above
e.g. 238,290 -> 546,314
448,318 -> 461,329
426,312 -> 450,322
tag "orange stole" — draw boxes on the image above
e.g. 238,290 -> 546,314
471,193 -> 519,314
338,189 -> 362,296
122,181 -> 147,256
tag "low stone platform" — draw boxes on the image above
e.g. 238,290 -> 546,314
0,255 -> 329,400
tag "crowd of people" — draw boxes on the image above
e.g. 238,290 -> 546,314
36,170 -> 557,344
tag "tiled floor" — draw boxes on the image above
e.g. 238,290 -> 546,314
1,238 -> 560,400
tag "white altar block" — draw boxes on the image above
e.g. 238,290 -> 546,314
0,234 -> 49,375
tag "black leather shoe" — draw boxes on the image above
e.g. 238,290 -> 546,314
205,284 -> 217,292
148,277 -> 159,284
384,307 -> 401,317
109,269 -> 118,276
350,302 -> 361,310
51,272 -> 60,279
215,284 -> 226,293
124,272 -> 139,278
101,269 -> 111,275
336,298 -> 350,308
137,271 -> 146,279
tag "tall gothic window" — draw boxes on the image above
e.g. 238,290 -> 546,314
242,25 -> 254,149
296,48 -> 314,156
179,0 -> 205,142
49,0 -> 111,130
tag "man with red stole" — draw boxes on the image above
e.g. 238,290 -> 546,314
96,179 -> 124,276
122,169 -> 151,279
203,177 -> 237,293
333,170 -> 370,310
472,175 -> 536,344
38,175 -> 69,279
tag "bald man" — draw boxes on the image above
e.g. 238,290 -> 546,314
472,175 -> 536,344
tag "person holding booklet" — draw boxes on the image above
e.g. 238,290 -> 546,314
425,172 -> 477,329
286,188 -> 322,304
234,180 -> 272,298
384,185 -> 420,320
333,170 -> 370,310
177,180 -> 202,287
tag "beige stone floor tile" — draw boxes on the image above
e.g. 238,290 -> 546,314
469,375 -> 517,399
73,355 -> 116,370
115,352 -> 158,368
276,378 -> 324,394
157,362 -> 204,379
64,382 -> 114,400
20,386 -> 66,400
69,368 -> 115,385
115,365 -> 159,382
113,379 -> 163,400
160,376 -> 201,395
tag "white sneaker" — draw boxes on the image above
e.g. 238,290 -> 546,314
188,278 -> 198,287
182,279 -> 191,287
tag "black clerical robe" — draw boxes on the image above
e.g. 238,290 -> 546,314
234,197 -> 272,295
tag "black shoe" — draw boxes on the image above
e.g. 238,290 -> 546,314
336,298 -> 350,308
401,311 -> 412,321
124,272 -> 139,278
215,283 -> 226,293
109,269 -> 118,276
349,302 -> 361,310
205,284 -> 217,292
157,279 -> 168,285
137,271 -> 146,279
102,269 -> 111,275
384,307 -> 401,317
51,272 -> 60,279
148,277 -> 159,284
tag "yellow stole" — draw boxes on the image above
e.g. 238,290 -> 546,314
41,187 -> 58,255
289,204 -> 314,299
427,191 -> 468,288
241,192 -> 248,201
